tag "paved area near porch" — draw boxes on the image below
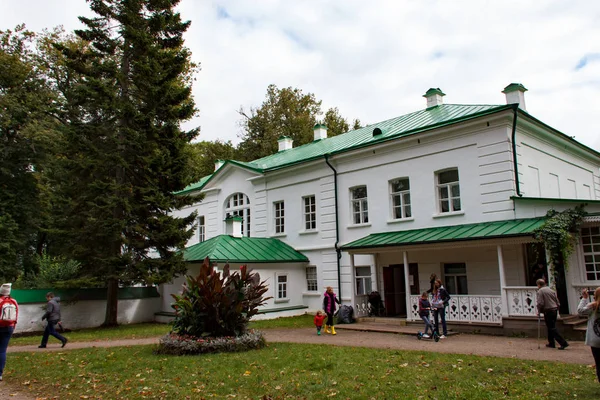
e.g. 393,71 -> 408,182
1,326 -> 595,399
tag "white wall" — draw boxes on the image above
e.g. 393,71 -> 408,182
14,297 -> 161,334
376,243 -> 525,296
516,122 -> 600,201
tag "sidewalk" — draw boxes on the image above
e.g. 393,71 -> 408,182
2,327 -> 595,399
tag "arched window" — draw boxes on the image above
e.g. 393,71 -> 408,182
225,193 -> 251,237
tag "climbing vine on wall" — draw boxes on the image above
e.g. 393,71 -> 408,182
532,205 -> 586,279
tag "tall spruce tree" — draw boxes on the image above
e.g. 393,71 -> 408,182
60,0 -> 198,325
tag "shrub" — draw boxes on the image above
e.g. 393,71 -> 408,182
14,252 -> 84,289
170,257 -> 271,338
155,330 -> 266,355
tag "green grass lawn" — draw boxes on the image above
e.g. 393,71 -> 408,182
9,315 -> 314,346
4,342 -> 597,399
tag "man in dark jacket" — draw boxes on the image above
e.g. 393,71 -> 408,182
536,279 -> 568,350
39,292 -> 67,348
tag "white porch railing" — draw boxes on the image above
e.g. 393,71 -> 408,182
504,287 -> 538,317
409,295 -> 503,324
572,284 -> 596,303
354,294 -> 369,317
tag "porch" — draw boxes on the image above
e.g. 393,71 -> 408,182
342,218 -> 556,327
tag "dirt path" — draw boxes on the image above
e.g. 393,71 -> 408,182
1,328 -> 595,398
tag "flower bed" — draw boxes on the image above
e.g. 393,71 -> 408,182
155,329 -> 266,355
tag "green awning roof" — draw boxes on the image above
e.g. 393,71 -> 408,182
341,217 -> 546,250
184,235 -> 309,263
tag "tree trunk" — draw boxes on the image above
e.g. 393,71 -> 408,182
103,277 -> 119,326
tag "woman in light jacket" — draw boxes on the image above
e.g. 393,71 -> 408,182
578,287 -> 600,383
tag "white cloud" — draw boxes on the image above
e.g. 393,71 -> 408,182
2,0 -> 599,149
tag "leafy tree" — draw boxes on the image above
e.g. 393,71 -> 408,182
352,119 -> 363,130
237,85 -> 361,160
237,84 -> 322,160
186,140 -> 238,181
0,26 -> 61,282
323,107 -> 349,137
58,0 -> 199,326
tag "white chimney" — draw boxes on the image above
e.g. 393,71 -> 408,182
313,123 -> 328,141
277,135 -> 293,152
423,88 -> 445,108
225,215 -> 243,238
215,159 -> 225,171
502,83 -> 527,111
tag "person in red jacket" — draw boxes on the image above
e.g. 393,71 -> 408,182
0,283 -> 18,381
314,310 -> 326,335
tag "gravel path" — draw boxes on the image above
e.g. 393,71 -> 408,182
1,328 -> 595,398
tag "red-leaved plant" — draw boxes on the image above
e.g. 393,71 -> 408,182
170,257 -> 271,338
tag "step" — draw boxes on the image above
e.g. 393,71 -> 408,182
356,317 -> 407,326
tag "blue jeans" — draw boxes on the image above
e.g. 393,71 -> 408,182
420,315 -> 433,335
434,307 -> 447,335
41,320 -> 66,347
0,326 -> 14,377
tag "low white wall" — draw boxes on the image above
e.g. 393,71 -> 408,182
14,297 -> 161,334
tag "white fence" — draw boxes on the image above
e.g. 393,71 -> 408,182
504,287 -> 538,317
409,294 -> 503,324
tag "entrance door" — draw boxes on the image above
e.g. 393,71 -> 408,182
383,264 -> 419,317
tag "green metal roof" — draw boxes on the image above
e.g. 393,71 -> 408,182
502,83 -> 528,93
341,217 -> 546,250
177,174 -> 213,196
184,235 -> 309,263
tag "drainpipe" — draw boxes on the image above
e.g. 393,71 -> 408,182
510,104 -> 522,197
325,154 -> 342,298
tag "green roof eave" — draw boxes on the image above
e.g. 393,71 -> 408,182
511,196 -> 600,205
175,160 -> 265,196
260,104 -> 515,173
341,217 -> 546,250
184,235 -> 309,263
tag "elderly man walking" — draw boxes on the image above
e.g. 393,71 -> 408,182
536,279 -> 569,350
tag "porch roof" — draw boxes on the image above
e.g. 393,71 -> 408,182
184,235 -> 309,264
341,217 -> 546,250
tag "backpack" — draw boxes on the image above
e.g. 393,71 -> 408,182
0,296 -> 18,326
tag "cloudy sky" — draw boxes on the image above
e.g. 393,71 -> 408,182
2,0 -> 599,149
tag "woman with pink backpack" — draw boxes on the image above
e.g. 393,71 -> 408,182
0,283 -> 18,382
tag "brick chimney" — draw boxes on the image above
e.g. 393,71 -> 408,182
423,88 -> 445,108
502,83 -> 527,111
278,135 -> 293,151
225,215 -> 243,238
313,123 -> 328,141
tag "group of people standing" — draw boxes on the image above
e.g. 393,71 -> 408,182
418,274 -> 450,338
0,284 -> 68,382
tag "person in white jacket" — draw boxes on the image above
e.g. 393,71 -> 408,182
578,287 -> 600,383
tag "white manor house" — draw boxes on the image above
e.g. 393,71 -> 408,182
160,84 -> 600,333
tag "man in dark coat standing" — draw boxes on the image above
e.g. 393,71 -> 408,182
536,279 -> 569,350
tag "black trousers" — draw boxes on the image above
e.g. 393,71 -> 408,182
326,313 -> 335,326
591,347 -> 600,382
543,309 -> 567,347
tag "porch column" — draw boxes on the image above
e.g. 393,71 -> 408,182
403,251 -> 412,321
545,247 -> 555,289
497,245 -> 509,317
349,252 -> 355,308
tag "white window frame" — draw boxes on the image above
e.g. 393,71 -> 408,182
303,195 -> 317,231
350,185 -> 369,225
275,273 -> 289,302
355,266 -> 372,295
274,200 -> 285,234
443,263 -> 468,294
225,193 -> 251,237
436,169 -> 461,214
581,227 -> 600,281
197,215 -> 205,242
389,178 -> 412,220
306,266 -> 318,292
